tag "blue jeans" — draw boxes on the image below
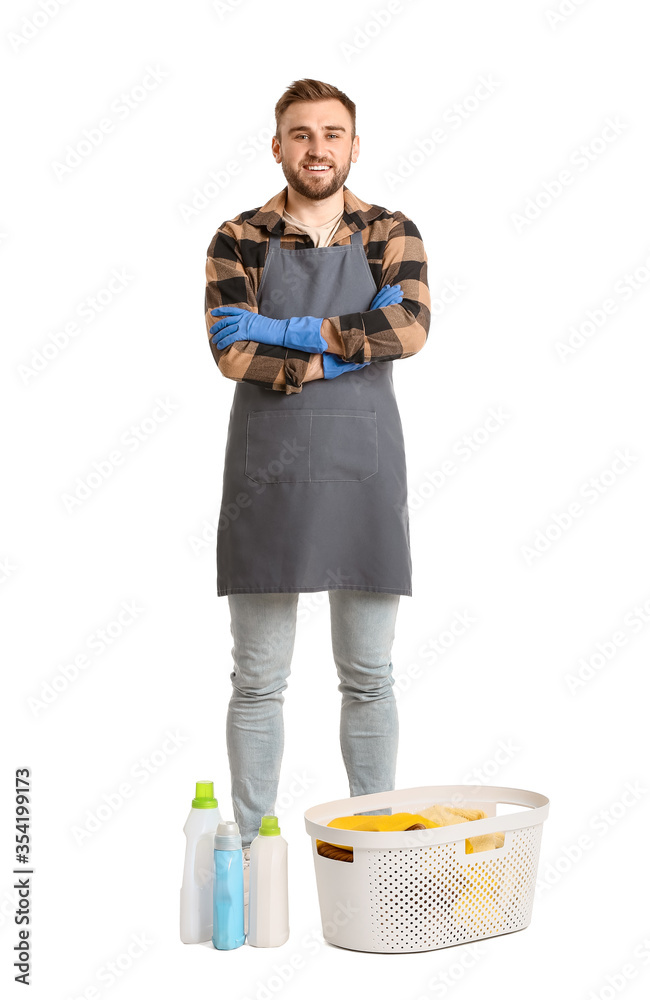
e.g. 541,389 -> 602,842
225,589 -> 400,846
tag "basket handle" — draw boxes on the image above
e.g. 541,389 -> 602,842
304,784 -> 549,850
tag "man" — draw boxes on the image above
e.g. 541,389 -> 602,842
204,78 -> 430,921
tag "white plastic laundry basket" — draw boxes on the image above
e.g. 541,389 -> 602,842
304,785 -> 549,953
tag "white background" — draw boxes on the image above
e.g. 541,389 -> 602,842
3,0 -> 650,997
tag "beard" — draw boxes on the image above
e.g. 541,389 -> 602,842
281,152 -> 353,201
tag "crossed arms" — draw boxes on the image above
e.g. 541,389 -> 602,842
204,214 -> 431,394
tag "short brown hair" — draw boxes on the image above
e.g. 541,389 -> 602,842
275,78 -> 356,139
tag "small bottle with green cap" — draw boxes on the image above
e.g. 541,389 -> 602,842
180,781 -> 222,944
247,814 -> 289,947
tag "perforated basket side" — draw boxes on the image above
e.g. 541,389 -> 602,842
365,824 -> 543,952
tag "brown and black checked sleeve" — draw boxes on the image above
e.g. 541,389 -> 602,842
320,213 -> 431,364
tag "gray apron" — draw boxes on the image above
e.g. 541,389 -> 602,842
216,228 -> 412,597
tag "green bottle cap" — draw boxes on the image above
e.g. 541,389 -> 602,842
259,814 -> 280,836
192,781 -> 218,809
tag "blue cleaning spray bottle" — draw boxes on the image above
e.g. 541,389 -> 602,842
212,820 -> 245,950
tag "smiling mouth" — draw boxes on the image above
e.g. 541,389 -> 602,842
303,164 -> 332,173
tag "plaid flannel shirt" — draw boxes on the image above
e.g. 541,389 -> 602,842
204,185 -> 431,394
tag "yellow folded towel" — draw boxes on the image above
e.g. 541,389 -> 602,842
419,803 -> 505,853
321,812 -> 438,851
419,804 -> 485,824
465,832 -> 505,853
327,812 -> 438,832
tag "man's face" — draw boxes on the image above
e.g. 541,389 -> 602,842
273,99 -> 359,201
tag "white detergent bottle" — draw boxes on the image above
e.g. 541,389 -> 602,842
180,781 -> 222,943
247,814 -> 289,947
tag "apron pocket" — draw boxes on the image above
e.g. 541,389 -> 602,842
310,409 -> 378,482
245,411 -> 311,484
245,409 -> 378,484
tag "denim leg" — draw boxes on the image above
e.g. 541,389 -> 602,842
226,591 -> 299,846
329,589 -> 400,815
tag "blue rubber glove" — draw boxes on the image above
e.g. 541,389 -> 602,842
369,283 -> 404,309
322,282 -> 403,379
210,307 -> 327,353
322,353 -> 370,379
